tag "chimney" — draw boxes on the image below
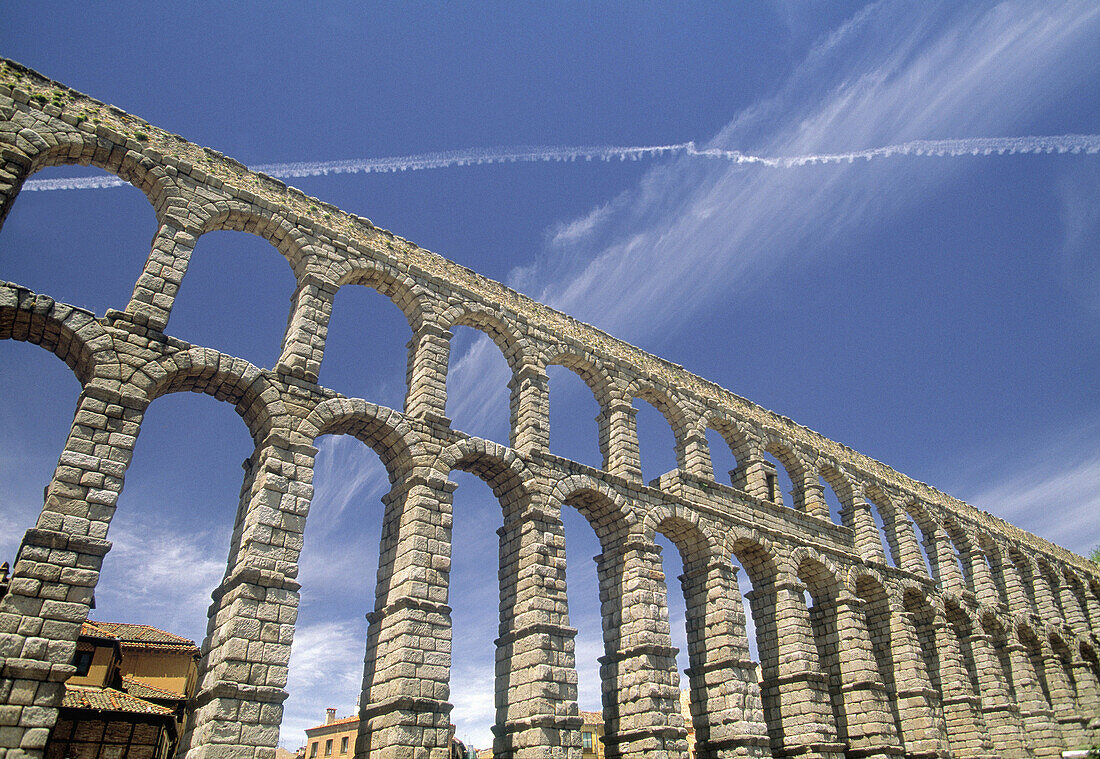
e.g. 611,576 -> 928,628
325,708 -> 336,725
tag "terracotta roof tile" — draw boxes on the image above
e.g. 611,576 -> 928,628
89,621 -> 198,651
63,684 -> 174,716
80,621 -> 119,641
121,675 -> 186,701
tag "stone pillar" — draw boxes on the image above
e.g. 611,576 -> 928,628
1031,566 -> 1062,622
800,481 -> 830,522
886,606 -> 950,758
1083,585 -> 1100,632
125,217 -> 196,331
730,456 -> 771,503
746,575 -> 842,759
839,501 -> 887,565
1068,649 -> 1100,736
679,560 -> 770,758
276,273 -> 336,383
509,364 -> 549,454
404,320 -> 452,423
998,550 -> 1033,615
0,384 -> 143,758
595,540 -> 687,759
929,531 -> 965,594
678,428 -> 712,480
888,515 -> 925,577
597,400 -> 641,481
1057,578 -> 1088,631
966,547 -> 1001,608
1040,638 -> 1089,747
183,434 -> 316,759
932,611 -> 994,758
0,529 -> 110,759
1003,630 -> 1063,757
831,593 -> 903,758
967,626 -> 1029,758
493,502 -> 581,757
356,475 -> 454,759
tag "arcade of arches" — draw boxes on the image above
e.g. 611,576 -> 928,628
0,59 -> 1097,759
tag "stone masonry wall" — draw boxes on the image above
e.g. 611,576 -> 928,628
0,59 -> 1097,759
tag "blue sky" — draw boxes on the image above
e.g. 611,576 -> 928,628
1,1 -> 1098,751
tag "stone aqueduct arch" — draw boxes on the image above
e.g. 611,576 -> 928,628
0,59 -> 1097,759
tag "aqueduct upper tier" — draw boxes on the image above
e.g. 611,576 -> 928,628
0,59 -> 1097,759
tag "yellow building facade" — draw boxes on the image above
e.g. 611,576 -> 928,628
47,621 -> 200,759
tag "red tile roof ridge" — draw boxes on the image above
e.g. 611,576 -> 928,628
63,684 -> 174,716
121,674 -> 186,700
88,621 -> 197,648
80,620 -> 119,640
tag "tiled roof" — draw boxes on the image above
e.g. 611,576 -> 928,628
63,684 -> 174,716
80,621 -> 119,641
121,675 -> 186,701
304,715 -> 360,733
89,622 -> 198,651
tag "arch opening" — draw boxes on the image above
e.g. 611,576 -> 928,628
818,475 -> 846,527
0,340 -> 83,571
728,539 -> 781,753
796,557 -> 846,749
88,387 -> 260,746
561,503 -> 606,718
978,538 -> 1011,607
1006,548 -> 1038,614
281,433 -> 389,749
2,165 -> 159,318
547,363 -> 603,468
445,325 -> 512,446
944,602 -> 982,700
632,395 -> 679,484
1018,626 -> 1053,709
169,230 -> 298,369
760,450 -> 795,509
705,427 -> 739,487
855,575 -> 904,740
446,470 -> 506,751
320,283 -> 412,411
653,532 -> 690,724
441,449 -> 537,753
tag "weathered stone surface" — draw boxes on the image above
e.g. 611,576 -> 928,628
0,58 -> 1097,759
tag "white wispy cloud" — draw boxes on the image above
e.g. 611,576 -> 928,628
307,435 -> 389,537
953,425 -> 1100,557
280,619 -> 366,747
528,2 -> 1100,338
444,331 -> 512,442
1056,164 -> 1100,316
93,519 -> 225,643
433,2 -> 1100,741
448,660 -> 496,751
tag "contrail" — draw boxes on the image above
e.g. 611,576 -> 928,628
21,134 -> 1100,192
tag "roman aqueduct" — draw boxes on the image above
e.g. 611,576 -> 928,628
0,59 -> 1097,759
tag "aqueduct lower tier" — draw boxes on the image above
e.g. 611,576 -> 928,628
0,59 -> 1097,759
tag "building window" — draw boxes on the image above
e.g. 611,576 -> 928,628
325,739 -> 333,756
582,732 -> 593,749
72,650 -> 94,677
309,742 -> 318,758
340,736 -> 348,754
